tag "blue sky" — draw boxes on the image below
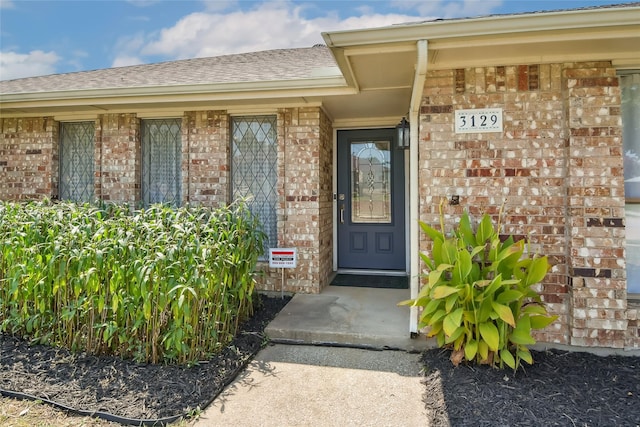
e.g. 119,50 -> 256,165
0,0 -> 634,81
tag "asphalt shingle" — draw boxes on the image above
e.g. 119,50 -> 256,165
0,45 -> 337,94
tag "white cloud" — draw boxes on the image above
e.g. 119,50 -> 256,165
111,55 -> 145,68
0,50 -> 60,80
0,0 -> 15,9
136,2 -> 422,61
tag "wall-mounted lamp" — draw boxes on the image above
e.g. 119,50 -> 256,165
396,117 -> 410,149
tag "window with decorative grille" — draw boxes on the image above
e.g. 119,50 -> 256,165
59,122 -> 95,203
231,115 -> 278,255
141,118 -> 182,207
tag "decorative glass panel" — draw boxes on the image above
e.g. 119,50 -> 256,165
231,116 -> 278,254
351,141 -> 391,223
59,122 -> 95,203
141,119 -> 182,207
622,73 -> 640,294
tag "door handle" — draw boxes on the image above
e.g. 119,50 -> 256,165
340,204 -> 344,224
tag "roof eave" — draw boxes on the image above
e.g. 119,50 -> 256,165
322,5 -> 640,47
0,75 -> 348,105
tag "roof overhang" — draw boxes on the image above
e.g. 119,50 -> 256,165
321,4 -> 640,125
1,5 -> 639,124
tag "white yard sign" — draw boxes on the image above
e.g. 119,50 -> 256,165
455,108 -> 503,134
269,248 -> 297,269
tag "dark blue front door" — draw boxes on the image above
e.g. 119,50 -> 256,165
337,129 -> 406,270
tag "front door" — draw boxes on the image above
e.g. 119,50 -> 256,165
337,129 -> 406,270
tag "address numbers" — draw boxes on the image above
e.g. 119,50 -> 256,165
455,108 -> 503,134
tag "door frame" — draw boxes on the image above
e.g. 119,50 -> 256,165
332,126 -> 410,275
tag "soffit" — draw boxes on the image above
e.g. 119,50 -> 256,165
321,5 -> 640,122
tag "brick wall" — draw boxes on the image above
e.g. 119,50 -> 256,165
96,114 -> 140,204
419,62 -> 638,349
0,117 -> 57,200
564,63 -> 629,348
184,111 -> 229,207
257,107 -> 333,294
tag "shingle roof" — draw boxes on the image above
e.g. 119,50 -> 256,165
0,45 -> 338,95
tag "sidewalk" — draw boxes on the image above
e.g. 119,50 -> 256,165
193,344 -> 428,427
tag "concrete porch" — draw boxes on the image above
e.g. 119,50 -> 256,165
264,286 -> 432,352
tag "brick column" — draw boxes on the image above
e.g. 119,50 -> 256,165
0,117 -> 57,200
184,111 -> 229,207
564,62 -> 628,348
97,114 -> 140,205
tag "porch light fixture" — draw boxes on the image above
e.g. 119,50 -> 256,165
396,117 -> 410,149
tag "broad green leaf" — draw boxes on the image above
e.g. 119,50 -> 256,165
465,339 -> 478,361
420,252 -> 435,271
443,308 -> 464,336
470,245 -> 485,258
478,340 -> 489,361
522,304 -> 547,315
459,212 -> 477,246
475,214 -> 494,244
491,301 -> 516,327
426,322 -> 443,337
496,290 -> 524,304
444,325 -> 465,344
424,298 -> 443,315
453,249 -> 472,284
445,293 -> 458,313
517,347 -> 533,365
479,322 -> 500,351
429,269 -> 445,287
441,240 -> 458,265
510,316 -> 536,345
524,256 -> 549,286
530,314 -> 558,330
478,299 -> 493,323
432,286 -> 460,299
500,348 -> 516,369
420,221 -> 444,243
429,309 -> 447,324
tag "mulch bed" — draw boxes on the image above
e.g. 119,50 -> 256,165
422,347 -> 640,426
3,295 -> 640,426
0,294 -> 291,423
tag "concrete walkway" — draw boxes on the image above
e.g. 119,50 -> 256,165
193,286 -> 434,426
265,286 -> 431,352
193,344 -> 428,427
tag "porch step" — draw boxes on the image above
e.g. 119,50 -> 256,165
264,286 -> 432,352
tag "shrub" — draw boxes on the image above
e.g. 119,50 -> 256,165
401,202 -> 557,370
0,200 -> 265,364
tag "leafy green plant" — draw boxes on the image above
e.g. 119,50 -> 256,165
401,202 -> 557,370
0,199 -> 265,365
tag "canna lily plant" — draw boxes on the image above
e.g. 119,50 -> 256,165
401,202 -> 557,370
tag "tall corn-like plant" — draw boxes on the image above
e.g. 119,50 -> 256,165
0,199 -> 265,365
402,202 -> 557,370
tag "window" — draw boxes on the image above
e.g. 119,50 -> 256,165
141,119 -> 182,207
59,122 -> 95,203
231,116 -> 278,255
622,73 -> 640,295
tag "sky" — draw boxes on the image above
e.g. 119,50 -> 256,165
0,0 -> 635,81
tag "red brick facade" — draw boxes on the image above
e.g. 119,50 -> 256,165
1,63 -> 637,350
419,61 -> 638,349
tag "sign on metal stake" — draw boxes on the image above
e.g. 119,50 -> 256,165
269,248 -> 297,298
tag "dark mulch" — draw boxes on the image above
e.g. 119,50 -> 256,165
422,347 -> 640,426
0,294 -> 291,423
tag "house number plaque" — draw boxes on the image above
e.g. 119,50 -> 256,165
454,108 -> 503,134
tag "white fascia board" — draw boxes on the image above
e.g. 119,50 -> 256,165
0,76 -> 348,104
322,6 -> 640,47
0,85 -> 356,112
